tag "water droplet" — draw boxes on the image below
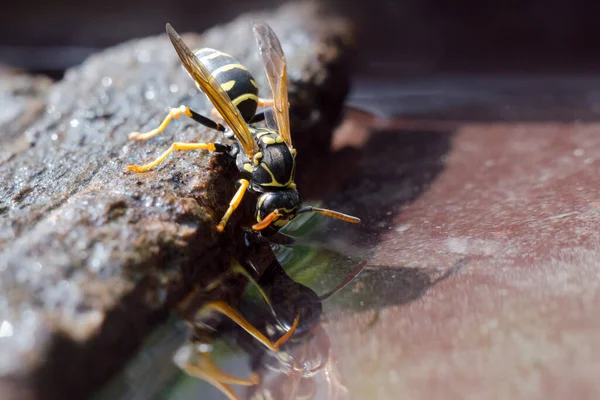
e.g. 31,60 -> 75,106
0,321 -> 13,338
395,224 -> 410,233
90,258 -> 102,272
101,76 -> 113,87
46,105 -> 55,114
145,91 -> 155,100
70,119 -> 80,128
137,51 -> 150,63
51,134 -> 58,141
573,148 -> 584,157
198,343 -> 212,353
169,84 -> 179,93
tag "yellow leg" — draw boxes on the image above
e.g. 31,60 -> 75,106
180,350 -> 258,400
257,97 -> 274,107
210,97 -> 273,121
128,105 -> 192,140
183,351 -> 259,386
197,301 -> 297,353
216,179 -> 250,232
127,142 -> 217,172
228,264 -> 301,349
273,313 -> 300,348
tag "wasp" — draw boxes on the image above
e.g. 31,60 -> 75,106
175,241 -> 366,400
126,23 -> 361,235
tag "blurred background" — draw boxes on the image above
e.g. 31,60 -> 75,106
1,0 -> 599,79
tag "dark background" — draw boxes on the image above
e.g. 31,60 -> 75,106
1,0 -> 599,79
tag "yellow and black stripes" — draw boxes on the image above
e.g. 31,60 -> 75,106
256,159 -> 294,188
255,191 -> 300,223
193,48 -> 259,123
246,128 -> 296,188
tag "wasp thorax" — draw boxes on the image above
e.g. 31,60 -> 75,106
256,190 -> 301,228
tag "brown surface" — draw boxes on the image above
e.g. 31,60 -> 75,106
320,115 -> 600,399
0,3 -> 353,399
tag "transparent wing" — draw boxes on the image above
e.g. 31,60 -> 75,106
166,23 -> 259,157
252,22 -> 292,148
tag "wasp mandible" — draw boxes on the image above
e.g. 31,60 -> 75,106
127,23 -> 361,235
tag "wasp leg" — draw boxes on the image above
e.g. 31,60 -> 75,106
249,112 -> 265,124
129,105 -> 225,141
228,264 -> 301,346
187,108 -> 226,132
209,97 -> 273,122
273,313 -> 300,348
257,98 -> 274,107
127,142 -> 229,172
178,345 -> 259,400
197,301 -> 298,352
216,179 -> 250,232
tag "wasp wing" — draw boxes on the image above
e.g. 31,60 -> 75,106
166,23 -> 259,157
252,23 -> 292,148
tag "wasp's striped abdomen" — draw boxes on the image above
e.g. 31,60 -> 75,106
193,48 -> 259,123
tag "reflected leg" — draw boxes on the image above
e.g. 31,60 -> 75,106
196,301 -> 298,352
177,340 -> 259,400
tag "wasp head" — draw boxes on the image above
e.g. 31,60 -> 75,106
253,189 -> 301,233
252,188 -> 362,233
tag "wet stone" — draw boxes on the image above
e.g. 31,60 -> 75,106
0,3 -> 354,399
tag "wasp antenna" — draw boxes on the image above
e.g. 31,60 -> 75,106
318,260 -> 367,302
296,206 -> 361,224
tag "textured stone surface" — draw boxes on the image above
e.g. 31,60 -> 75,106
0,3 -> 354,399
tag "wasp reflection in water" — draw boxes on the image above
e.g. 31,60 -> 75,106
174,251 -> 366,400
